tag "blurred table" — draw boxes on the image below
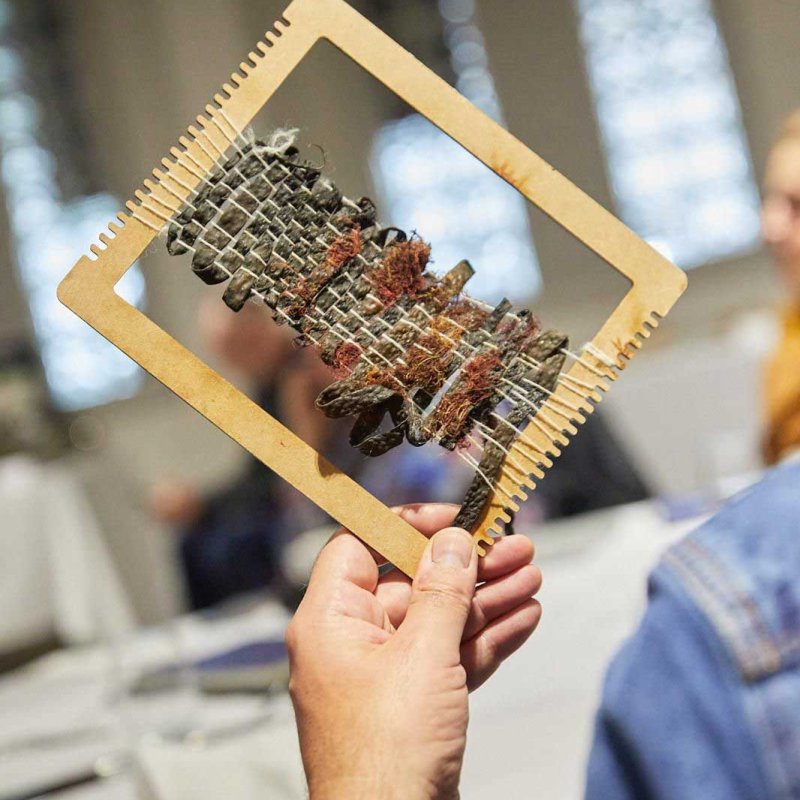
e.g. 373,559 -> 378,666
462,500 -> 700,800
0,598 -> 301,800
0,499 -> 702,800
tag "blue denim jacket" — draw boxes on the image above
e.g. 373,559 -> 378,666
586,462 -> 800,799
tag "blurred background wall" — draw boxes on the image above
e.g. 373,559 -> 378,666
1,0 -> 798,624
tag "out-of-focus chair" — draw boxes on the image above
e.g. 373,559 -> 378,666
0,454 -> 135,666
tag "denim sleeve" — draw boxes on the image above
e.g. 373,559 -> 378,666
585,566 -> 770,800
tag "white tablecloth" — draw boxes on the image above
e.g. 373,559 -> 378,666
0,600 -> 299,800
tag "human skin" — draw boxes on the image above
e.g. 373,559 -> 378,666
762,136 -> 800,302
286,504 -> 542,800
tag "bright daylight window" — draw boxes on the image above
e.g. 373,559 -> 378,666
371,0 -> 541,303
575,0 -> 761,267
0,0 -> 144,411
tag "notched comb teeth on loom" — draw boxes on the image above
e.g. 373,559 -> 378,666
474,310 -> 667,542
158,126 -> 608,536
57,0 -> 687,576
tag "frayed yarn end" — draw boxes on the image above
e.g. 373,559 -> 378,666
332,342 -> 363,379
265,127 -> 300,156
368,239 -> 431,305
427,350 -> 503,445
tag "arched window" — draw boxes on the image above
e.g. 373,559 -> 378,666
0,0 -> 144,410
575,0 -> 761,266
370,0 -> 541,302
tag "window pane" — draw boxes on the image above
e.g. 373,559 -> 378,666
370,0 -> 541,303
575,0 -> 761,266
371,116 -> 541,302
0,4 -> 144,411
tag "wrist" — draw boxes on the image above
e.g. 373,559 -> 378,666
308,775 -> 458,800
300,718 -> 463,800
308,769 -> 456,800
308,776 -> 407,800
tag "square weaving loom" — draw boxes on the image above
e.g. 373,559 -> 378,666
57,0 -> 687,578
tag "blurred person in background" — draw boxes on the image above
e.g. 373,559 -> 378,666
584,112 -> 800,800
762,110 -> 800,465
150,299 -> 341,609
531,412 -> 650,519
150,299 -> 470,610
151,296 -> 650,610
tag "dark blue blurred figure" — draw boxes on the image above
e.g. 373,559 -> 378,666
151,300 -> 472,609
153,299 -> 649,610
149,300 -> 335,609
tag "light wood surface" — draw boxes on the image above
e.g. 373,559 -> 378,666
57,0 -> 686,577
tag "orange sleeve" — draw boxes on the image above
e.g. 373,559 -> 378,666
763,309 -> 800,464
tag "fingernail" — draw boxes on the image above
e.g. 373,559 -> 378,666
431,528 -> 473,568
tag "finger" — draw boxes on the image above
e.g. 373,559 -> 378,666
461,599 -> 542,691
374,570 -> 412,628
379,562 -> 542,636
375,516 -> 534,627
463,564 -> 542,640
377,561 -> 543,635
391,503 -> 459,537
302,505 -> 458,618
299,531 -> 396,636
390,507 -> 533,581
398,527 -> 478,659
370,504 -> 461,614
477,534 -> 535,582
353,504 -> 461,567
304,529 -> 381,605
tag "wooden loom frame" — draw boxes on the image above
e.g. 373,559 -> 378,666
57,0 -> 686,578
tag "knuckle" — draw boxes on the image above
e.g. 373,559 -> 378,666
284,619 -> 300,654
469,593 -> 488,628
415,578 -> 472,611
522,564 -> 543,595
481,628 -> 500,665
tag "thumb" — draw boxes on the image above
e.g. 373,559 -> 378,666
399,527 -> 478,657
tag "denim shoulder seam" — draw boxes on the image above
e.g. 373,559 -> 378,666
661,540 -> 782,682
